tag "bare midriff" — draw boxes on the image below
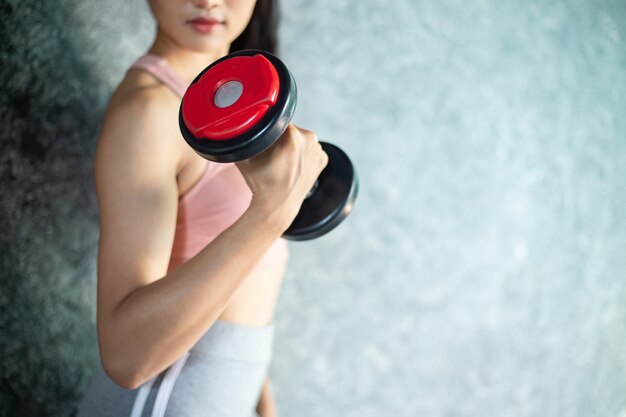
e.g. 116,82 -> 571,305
218,263 -> 286,327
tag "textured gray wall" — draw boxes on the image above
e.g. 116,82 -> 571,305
1,1 -> 625,416
0,1 -> 153,416
277,0 -> 626,415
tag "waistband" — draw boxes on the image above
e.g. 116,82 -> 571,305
190,319 -> 275,363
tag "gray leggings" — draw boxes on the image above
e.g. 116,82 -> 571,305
75,320 -> 275,417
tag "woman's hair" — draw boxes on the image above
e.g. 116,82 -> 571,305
229,0 -> 279,54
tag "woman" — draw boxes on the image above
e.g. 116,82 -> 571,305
75,0 -> 327,416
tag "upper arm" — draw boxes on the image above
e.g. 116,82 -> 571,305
94,88 -> 182,324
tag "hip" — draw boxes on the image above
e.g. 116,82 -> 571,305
76,320 -> 275,417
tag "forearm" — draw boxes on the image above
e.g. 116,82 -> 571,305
99,202 -> 286,388
256,376 -> 278,417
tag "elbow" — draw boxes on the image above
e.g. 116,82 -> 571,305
100,354 -> 145,390
99,334 -> 150,390
98,319 -> 148,390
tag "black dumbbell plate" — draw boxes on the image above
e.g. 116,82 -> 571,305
283,142 -> 358,241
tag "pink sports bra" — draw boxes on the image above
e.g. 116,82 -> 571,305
127,54 -> 289,272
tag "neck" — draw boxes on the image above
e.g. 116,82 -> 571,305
147,28 -> 228,85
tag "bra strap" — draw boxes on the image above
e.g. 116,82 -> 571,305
128,54 -> 188,98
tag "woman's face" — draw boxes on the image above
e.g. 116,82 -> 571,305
148,0 -> 257,53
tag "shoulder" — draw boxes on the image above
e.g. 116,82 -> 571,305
95,71 -> 186,175
104,70 -> 181,144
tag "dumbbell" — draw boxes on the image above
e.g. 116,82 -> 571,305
178,49 -> 358,241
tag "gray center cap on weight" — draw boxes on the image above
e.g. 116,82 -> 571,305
214,80 -> 244,108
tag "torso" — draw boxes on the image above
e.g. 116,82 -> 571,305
115,68 -> 285,327
177,145 -> 286,327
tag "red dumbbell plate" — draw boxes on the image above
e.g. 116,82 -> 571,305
181,54 -> 280,141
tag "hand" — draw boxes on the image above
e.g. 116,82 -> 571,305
236,123 -> 328,231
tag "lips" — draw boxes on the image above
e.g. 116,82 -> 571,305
187,17 -> 224,33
